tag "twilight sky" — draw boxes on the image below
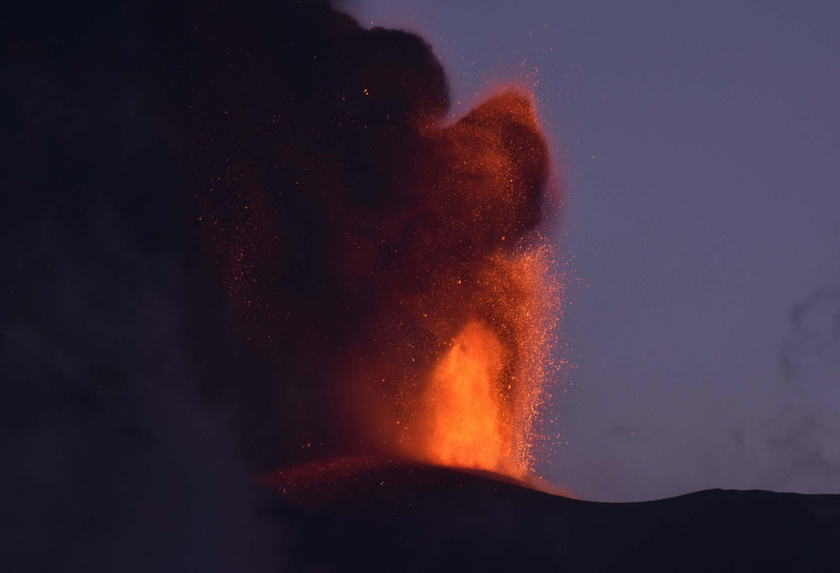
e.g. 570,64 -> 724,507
10,3 -> 840,570
351,0 -> 840,501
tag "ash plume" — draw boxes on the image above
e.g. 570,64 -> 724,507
2,0 -> 552,569
153,0 -> 553,472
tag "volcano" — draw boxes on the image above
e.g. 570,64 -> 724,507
257,459 -> 840,572
6,1 -> 840,571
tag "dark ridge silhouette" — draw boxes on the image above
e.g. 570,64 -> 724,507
257,459 -> 840,572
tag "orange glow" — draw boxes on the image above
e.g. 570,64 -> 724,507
416,320 -> 513,472
197,80 -> 560,482
320,89 -> 560,484
395,246 -> 556,481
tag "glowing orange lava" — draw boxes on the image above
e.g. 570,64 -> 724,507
397,247 -> 556,481
417,320 -> 513,472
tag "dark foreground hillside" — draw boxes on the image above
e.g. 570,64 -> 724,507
257,458 -> 840,572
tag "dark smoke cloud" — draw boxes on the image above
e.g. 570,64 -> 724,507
2,0 -> 549,569
2,2 -> 280,570
154,0 -> 550,469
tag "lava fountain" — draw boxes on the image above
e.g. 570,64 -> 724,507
396,244 -> 555,480
419,320 -> 513,471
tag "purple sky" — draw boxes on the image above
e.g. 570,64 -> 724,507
350,0 -> 840,501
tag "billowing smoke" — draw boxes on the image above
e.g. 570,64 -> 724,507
3,0 -> 554,569
2,2 -> 283,570
155,0 -> 554,473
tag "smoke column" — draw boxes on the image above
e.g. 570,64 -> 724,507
2,0 -> 561,569
155,0 -> 559,478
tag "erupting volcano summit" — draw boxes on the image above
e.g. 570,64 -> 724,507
164,0 -> 560,480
